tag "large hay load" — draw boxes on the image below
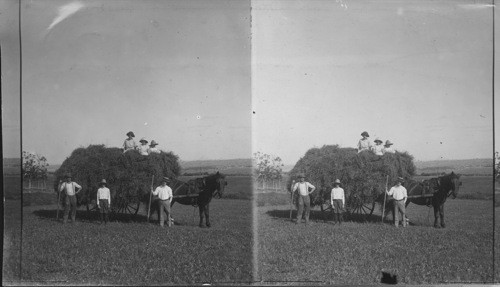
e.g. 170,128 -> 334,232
54,145 -> 181,214
288,145 -> 416,215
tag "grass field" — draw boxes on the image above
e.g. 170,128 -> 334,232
257,176 -> 494,207
3,200 -> 22,283
495,203 -> 500,283
18,175 -> 252,207
257,199 -> 494,284
4,198 -> 253,285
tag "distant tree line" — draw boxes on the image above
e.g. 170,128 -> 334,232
496,152 -> 500,180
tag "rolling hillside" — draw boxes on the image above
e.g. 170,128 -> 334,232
6,157 -> 492,176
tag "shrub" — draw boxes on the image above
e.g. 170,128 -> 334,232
54,145 -> 181,207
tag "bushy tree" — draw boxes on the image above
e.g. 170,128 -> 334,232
22,151 -> 49,188
253,152 -> 284,190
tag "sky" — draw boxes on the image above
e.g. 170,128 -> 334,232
252,0 -> 495,164
1,0 -> 21,161
3,0 -> 251,165
1,0 -> 498,166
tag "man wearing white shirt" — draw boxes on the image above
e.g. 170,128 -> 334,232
382,140 -> 396,154
58,174 -> 82,224
148,140 -> 161,154
386,177 -> 408,227
372,138 -> 384,156
138,138 -> 149,155
292,174 -> 316,225
330,179 -> 345,225
97,179 -> 111,224
152,177 -> 173,227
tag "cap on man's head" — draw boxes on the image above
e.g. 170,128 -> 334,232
65,174 -> 72,179
374,138 -> 383,143
99,179 -> 107,185
397,177 -> 404,182
126,131 -> 135,137
298,173 -> 305,179
384,140 -> 393,146
334,179 -> 341,184
162,177 -> 171,182
150,140 -> 158,146
139,138 -> 148,144
361,131 -> 369,137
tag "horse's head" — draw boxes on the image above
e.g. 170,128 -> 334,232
212,172 -> 227,199
447,172 -> 461,199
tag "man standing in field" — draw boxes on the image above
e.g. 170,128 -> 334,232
152,177 -> 173,227
292,174 -> 316,225
96,179 -> 111,224
59,174 -> 82,224
357,131 -> 373,153
386,177 -> 408,227
330,179 -> 345,225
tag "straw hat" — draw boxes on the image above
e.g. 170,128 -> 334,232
384,140 -> 393,146
126,131 -> 135,137
99,179 -> 107,185
361,131 -> 369,137
374,138 -> 383,144
139,138 -> 148,144
150,140 -> 158,146
334,179 -> 341,184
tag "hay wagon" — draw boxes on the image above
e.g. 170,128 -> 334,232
289,145 -> 416,221
54,145 -> 181,219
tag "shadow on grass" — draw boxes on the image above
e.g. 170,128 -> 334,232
265,209 -> 382,223
31,209 -> 185,226
265,209 -> 426,226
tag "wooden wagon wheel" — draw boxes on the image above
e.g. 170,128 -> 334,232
346,194 -> 376,221
112,196 -> 141,215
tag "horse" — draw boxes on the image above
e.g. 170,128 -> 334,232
169,172 -> 227,228
403,172 -> 462,228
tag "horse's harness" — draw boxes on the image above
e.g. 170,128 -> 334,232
212,177 -> 225,199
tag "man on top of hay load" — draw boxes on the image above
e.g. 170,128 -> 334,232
123,131 -> 137,153
152,177 -> 173,227
330,179 -> 345,225
148,140 -> 161,154
382,140 -> 395,154
138,138 -> 150,155
96,179 -> 111,224
386,177 -> 408,227
58,174 -> 82,224
357,131 -> 373,153
372,138 -> 384,156
292,174 -> 316,225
